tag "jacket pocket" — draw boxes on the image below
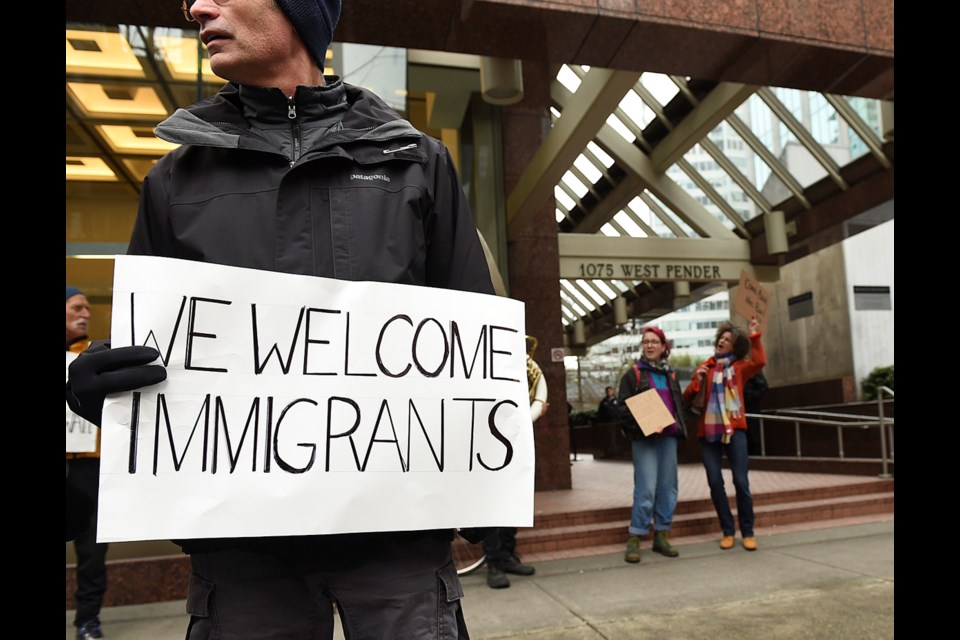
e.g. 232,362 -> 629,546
435,560 -> 466,639
313,180 -> 427,283
185,573 -> 219,640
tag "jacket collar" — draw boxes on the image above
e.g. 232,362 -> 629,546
238,78 -> 349,126
154,80 -> 425,162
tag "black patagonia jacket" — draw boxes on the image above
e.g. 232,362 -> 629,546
132,79 -> 492,295
129,78 -> 495,553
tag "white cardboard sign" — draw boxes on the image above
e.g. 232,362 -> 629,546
66,352 -> 98,453
99,255 -> 534,543
624,389 -> 674,436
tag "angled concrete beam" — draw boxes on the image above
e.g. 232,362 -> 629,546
506,68 -> 640,240
596,123 -> 737,239
573,175 -> 644,234
824,93 -> 891,168
651,83 -> 757,172
552,83 -> 736,239
758,87 -> 848,190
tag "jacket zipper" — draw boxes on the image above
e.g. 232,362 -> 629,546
288,98 -> 301,167
382,142 -> 418,154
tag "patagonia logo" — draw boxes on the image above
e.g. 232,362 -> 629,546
350,173 -> 391,183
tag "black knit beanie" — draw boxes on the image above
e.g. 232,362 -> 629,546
275,0 -> 342,72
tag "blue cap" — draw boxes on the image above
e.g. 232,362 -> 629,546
66,286 -> 83,301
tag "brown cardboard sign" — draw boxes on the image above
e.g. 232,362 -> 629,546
734,270 -> 770,333
624,389 -> 675,436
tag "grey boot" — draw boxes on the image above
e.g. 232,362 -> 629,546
652,531 -> 679,558
625,535 -> 641,563
486,564 -> 510,588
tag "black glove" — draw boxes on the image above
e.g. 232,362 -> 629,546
66,341 -> 167,426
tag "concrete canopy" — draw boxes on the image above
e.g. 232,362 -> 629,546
65,0 -> 893,349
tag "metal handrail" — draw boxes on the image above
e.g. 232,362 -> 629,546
751,400 -> 894,477
767,408 -> 895,423
757,415 -> 890,427
877,386 -> 894,477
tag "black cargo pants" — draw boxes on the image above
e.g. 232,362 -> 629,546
184,530 -> 469,640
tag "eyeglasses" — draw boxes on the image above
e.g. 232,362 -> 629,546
182,0 -> 230,22
641,340 -> 662,346
181,1 -> 196,22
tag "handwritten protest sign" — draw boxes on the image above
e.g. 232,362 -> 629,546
733,269 -> 770,334
66,352 -> 98,453
99,255 -> 534,543
624,389 -> 675,436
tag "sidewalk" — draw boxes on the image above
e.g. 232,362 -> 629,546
66,519 -> 893,639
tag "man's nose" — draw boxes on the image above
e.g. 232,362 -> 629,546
190,0 -> 220,21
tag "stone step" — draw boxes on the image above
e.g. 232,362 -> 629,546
517,490 -> 894,556
532,478 -> 894,530
515,511 -> 895,566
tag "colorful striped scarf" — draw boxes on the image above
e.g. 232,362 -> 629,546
702,354 -> 742,444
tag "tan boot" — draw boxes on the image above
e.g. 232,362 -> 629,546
719,535 -> 735,550
624,535 -> 641,563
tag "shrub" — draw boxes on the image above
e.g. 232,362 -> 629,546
668,353 -> 694,368
570,409 -> 597,426
861,365 -> 894,401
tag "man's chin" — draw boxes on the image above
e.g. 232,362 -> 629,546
208,56 -> 238,83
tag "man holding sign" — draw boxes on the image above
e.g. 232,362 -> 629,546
65,1 -> 503,638
66,286 -> 109,640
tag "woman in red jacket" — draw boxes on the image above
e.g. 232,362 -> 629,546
684,317 -> 765,551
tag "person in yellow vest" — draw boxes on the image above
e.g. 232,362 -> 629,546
66,286 -> 108,640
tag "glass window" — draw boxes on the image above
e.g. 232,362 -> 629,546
612,210 -> 646,237
618,89 -> 654,129
554,186 -> 576,210
556,64 -> 582,93
844,97 -> 882,138
574,153 -> 603,183
561,171 -> 589,198
587,141 -> 615,167
640,72 -> 679,105
599,222 -> 620,237
606,113 -> 636,142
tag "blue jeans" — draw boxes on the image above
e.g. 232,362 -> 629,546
700,430 -> 754,537
628,436 -> 679,536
